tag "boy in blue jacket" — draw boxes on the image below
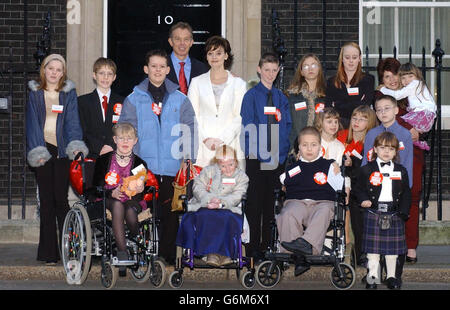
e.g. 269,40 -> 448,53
119,49 -> 196,265
240,52 -> 292,261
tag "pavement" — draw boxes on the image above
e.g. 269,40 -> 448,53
0,243 -> 449,284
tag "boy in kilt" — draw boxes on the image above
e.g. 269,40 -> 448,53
354,131 -> 411,289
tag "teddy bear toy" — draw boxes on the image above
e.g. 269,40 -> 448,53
121,168 -> 147,198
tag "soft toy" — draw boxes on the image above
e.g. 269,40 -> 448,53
121,168 -> 147,198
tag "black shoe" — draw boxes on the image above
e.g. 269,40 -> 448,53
386,277 -> 401,289
294,264 -> 310,277
406,256 -> 417,264
366,282 -> 377,289
281,238 -> 313,255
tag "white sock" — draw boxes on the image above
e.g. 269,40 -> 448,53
367,253 -> 380,281
385,255 -> 398,279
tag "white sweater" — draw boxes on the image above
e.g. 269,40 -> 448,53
381,80 -> 436,113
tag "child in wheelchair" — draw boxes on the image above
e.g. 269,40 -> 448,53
277,126 -> 345,275
91,122 -> 148,265
175,145 -> 249,267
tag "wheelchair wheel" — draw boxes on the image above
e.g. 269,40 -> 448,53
149,259 -> 166,288
330,262 -> 355,290
169,271 -> 184,289
61,203 -> 92,285
101,260 -> 118,289
240,270 -> 256,289
256,261 -> 282,288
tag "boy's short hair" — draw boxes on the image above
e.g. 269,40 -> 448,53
373,131 -> 400,162
112,122 -> 137,138
169,21 -> 193,38
375,94 -> 397,108
144,49 -> 169,66
93,57 -> 117,74
258,52 -> 280,67
297,126 -> 321,144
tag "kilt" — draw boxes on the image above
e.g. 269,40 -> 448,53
362,210 -> 407,255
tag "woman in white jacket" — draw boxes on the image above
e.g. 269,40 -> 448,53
188,35 -> 247,169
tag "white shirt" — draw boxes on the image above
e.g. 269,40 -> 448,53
376,157 -> 394,202
96,88 -> 111,122
380,80 -> 436,113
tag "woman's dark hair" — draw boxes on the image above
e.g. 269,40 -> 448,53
376,57 -> 401,84
205,35 -> 234,70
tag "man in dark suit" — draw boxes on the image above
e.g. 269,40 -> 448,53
167,22 -> 209,94
78,57 -> 124,187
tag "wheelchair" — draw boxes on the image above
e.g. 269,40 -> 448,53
61,153 -> 166,289
168,194 -> 256,289
255,186 -> 357,290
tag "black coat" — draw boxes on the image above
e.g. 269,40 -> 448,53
167,56 -> 209,87
78,90 -> 124,159
354,160 -> 411,218
324,73 -> 375,129
91,152 -> 148,202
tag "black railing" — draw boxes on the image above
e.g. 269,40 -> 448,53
271,7 -> 448,221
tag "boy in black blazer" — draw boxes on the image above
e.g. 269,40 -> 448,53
354,131 -> 411,289
78,57 -> 124,187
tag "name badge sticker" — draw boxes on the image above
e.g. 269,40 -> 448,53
52,105 -> 64,113
351,149 -> 363,160
222,178 -> 236,185
347,87 -> 359,96
367,148 -> 374,161
295,102 -> 307,111
132,164 -> 146,176
390,171 -> 402,180
264,106 -> 277,115
399,141 -> 405,150
152,102 -> 162,116
288,166 -> 301,178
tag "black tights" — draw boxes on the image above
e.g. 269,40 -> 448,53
106,199 -> 140,252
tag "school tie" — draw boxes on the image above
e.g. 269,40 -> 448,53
102,95 -> 108,120
266,91 -> 275,151
179,62 -> 188,95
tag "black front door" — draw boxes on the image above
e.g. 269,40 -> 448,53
108,0 -> 223,97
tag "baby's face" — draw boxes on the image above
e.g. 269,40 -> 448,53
400,73 -> 416,87
298,134 -> 321,161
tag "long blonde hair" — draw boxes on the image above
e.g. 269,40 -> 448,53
334,42 -> 364,89
287,53 -> 326,97
38,54 -> 68,91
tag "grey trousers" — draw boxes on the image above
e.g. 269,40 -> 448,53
276,199 -> 334,255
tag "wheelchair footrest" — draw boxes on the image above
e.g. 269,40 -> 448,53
112,257 -> 137,266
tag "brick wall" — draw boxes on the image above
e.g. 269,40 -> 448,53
0,0 -> 67,203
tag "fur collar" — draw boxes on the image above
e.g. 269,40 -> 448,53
28,79 -> 76,93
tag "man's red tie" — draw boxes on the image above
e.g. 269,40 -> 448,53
102,95 -> 108,118
179,62 -> 188,95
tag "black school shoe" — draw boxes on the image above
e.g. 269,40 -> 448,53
386,277 -> 401,289
281,238 -> 313,256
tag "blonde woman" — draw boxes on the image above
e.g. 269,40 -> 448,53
26,54 -> 88,264
325,42 -> 375,129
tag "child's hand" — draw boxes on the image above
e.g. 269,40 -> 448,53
344,152 -> 352,167
332,162 -> 341,175
111,187 -> 124,200
361,200 -> 372,208
410,128 -> 419,142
